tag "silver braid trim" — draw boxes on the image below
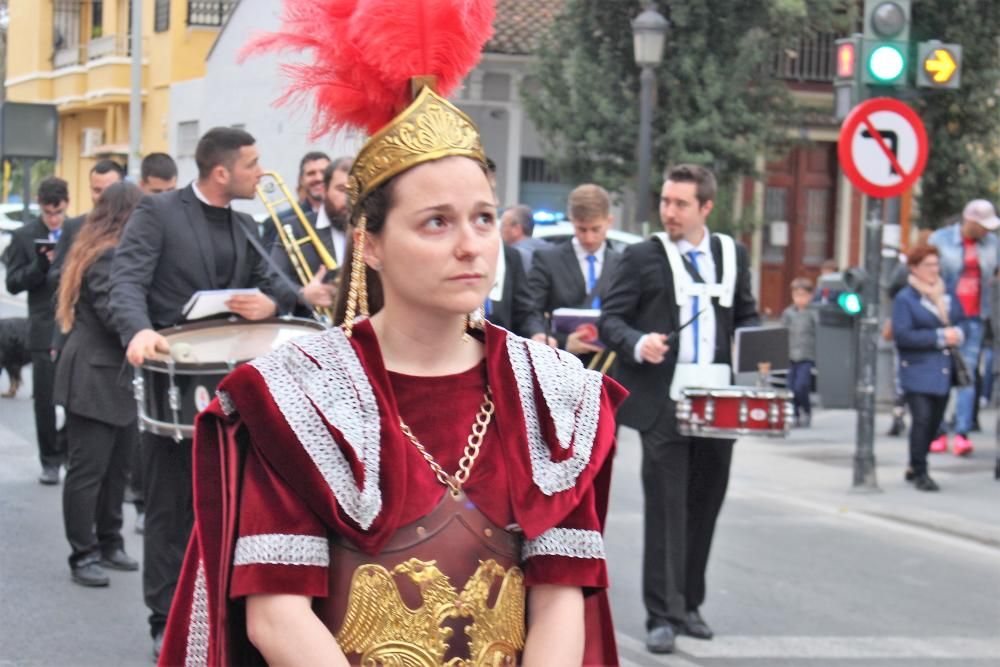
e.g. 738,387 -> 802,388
215,390 -> 235,416
184,560 -> 210,667
233,534 -> 330,567
249,328 -> 382,529
506,334 -> 604,495
522,528 -> 606,560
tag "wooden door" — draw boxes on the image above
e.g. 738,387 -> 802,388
759,144 -> 837,317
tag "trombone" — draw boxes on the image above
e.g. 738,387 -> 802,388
256,171 -> 338,322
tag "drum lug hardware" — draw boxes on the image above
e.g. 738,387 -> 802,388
738,399 -> 749,426
705,398 -> 716,426
227,359 -> 236,371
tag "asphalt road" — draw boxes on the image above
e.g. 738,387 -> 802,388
1,289 -> 998,666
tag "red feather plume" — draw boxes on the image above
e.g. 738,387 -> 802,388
241,0 -> 496,137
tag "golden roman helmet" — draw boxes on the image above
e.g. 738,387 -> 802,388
342,82 -> 489,336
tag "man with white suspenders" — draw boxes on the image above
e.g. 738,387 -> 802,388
599,164 -> 760,654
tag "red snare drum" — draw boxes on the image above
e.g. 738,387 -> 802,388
676,386 -> 793,438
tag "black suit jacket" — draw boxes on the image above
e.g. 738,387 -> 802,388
53,250 -> 135,426
524,241 -> 622,348
486,246 -> 534,338
2,219 -> 58,351
110,185 -> 299,347
268,210 -> 341,318
598,235 -> 760,431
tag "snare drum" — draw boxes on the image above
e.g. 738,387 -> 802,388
134,317 -> 325,440
676,386 -> 794,438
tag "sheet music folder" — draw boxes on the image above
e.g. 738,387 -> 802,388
182,288 -> 262,321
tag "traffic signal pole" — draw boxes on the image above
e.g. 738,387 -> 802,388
853,197 -> 883,492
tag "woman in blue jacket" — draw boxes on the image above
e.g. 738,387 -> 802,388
892,244 -> 965,491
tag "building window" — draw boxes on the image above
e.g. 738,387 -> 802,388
53,0 -> 82,67
520,157 -> 560,184
178,121 -> 200,157
155,0 -> 170,33
90,0 -> 103,38
187,1 -> 236,27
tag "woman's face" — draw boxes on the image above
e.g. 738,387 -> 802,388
911,254 -> 940,284
364,156 -> 499,317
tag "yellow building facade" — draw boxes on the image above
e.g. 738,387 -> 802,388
4,0 -> 231,213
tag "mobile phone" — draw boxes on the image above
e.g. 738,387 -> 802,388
34,239 -> 56,254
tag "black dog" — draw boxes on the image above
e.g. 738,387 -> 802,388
0,317 -> 30,398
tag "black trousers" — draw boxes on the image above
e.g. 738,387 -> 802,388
904,392 -> 949,476
640,403 -> 734,628
141,431 -> 194,636
30,350 -> 66,467
62,412 -> 135,567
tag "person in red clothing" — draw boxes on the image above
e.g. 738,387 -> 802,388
157,2 -> 625,665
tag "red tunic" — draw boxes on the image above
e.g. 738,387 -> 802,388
158,320 -> 626,666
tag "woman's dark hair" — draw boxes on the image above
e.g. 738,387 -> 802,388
57,182 -> 143,332
331,180 -> 394,326
906,243 -> 939,268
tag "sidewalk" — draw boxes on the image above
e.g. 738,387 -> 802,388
731,406 -> 1000,551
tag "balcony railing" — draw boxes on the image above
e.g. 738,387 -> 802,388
54,46 -> 82,69
771,33 -> 838,83
87,33 -> 130,60
187,0 -> 236,27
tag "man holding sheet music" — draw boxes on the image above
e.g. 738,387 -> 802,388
525,183 -> 622,362
599,164 -> 759,655
110,127 -> 296,656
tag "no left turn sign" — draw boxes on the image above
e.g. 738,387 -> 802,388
838,97 -> 928,199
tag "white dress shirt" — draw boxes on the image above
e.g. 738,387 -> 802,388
191,181 -> 228,208
571,237 -> 606,298
633,228 -> 718,364
313,205 -> 347,266
675,230 -> 717,364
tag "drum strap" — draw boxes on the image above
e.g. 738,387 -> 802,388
238,224 -> 321,319
652,232 -> 737,308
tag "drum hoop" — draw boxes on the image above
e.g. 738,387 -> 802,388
142,316 -> 326,372
678,425 -> 790,438
681,386 -> 792,400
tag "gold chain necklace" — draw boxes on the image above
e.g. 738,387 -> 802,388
398,388 -> 495,498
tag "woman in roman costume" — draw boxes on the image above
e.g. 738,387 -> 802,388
158,1 -> 624,665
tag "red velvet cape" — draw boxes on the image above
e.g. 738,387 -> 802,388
158,322 -> 626,666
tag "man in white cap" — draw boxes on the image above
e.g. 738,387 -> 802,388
928,199 -> 1000,457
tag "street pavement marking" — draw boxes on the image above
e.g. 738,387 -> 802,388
729,484 -> 1000,559
615,632 -> 703,666
676,635 -> 1000,659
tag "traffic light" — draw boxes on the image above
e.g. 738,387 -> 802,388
834,35 -> 862,120
861,0 -> 911,86
818,267 -> 869,316
916,40 -> 962,89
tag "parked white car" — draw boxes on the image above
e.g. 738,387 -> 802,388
532,221 -> 644,247
0,203 -> 41,257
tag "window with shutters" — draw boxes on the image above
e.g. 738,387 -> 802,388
155,0 -> 170,32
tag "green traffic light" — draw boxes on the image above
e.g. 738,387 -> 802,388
838,292 -> 863,315
868,44 -> 905,82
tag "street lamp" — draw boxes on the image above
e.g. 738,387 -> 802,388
631,3 -> 668,231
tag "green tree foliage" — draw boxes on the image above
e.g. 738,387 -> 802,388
523,0 -> 846,229
910,0 -> 1000,227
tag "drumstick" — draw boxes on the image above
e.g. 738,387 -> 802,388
665,309 -> 707,347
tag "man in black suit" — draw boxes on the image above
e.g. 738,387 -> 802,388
599,164 -> 759,654
262,150 -> 331,248
1,177 -> 72,484
269,156 -> 352,316
485,244 -> 534,337
525,183 -> 622,359
111,127 -> 297,656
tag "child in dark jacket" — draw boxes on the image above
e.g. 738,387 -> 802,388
782,278 -> 817,427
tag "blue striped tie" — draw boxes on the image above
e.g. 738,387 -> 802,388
586,255 -> 600,308
686,250 -> 701,363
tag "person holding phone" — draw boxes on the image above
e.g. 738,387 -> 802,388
1,177 -> 71,484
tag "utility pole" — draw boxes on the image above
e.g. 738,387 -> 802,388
128,0 -> 142,181
853,197 -> 882,491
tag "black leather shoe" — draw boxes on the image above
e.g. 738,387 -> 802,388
645,624 -> 676,653
904,468 -> 916,482
914,474 -> 940,492
888,415 -> 905,436
38,465 -> 60,485
101,549 -> 139,571
71,562 -> 110,587
683,609 -> 714,639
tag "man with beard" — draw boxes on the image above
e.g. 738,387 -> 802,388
269,156 -> 352,316
262,151 -> 331,248
599,164 -> 759,654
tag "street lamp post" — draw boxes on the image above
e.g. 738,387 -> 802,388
632,3 -> 668,232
